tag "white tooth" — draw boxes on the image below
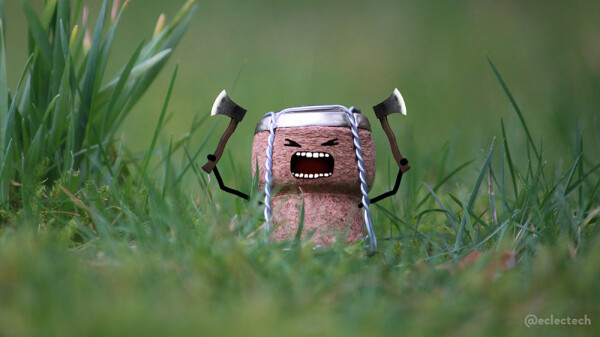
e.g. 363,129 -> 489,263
299,152 -> 304,156
308,174 -> 314,178
294,173 -> 299,177
319,153 -> 324,157
324,153 -> 330,157
300,173 -> 305,178
326,173 -> 331,177
306,152 -> 313,158
296,152 -> 301,156
312,152 -> 319,157
319,173 -> 324,177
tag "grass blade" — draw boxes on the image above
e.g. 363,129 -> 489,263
124,4 -> 197,113
576,127 -> 584,209
454,138 -> 495,253
293,192 -> 306,247
101,41 -> 144,138
21,0 -> 53,66
102,49 -> 171,92
565,162 -> 600,196
584,178 -> 600,215
0,19 -> 7,137
488,56 -> 540,162
139,64 -> 178,184
162,136 -> 174,198
3,55 -> 33,151
422,183 -> 459,232
97,0 -> 129,90
501,118 -> 518,198
40,0 -> 58,29
416,159 -> 474,209
73,0 -> 108,160
183,145 -> 213,206
173,117 -> 220,187
0,138 -> 12,206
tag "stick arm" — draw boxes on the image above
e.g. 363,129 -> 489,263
206,155 -> 250,200
358,166 -> 406,208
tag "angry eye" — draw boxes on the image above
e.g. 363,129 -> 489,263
321,138 -> 339,146
284,139 -> 301,147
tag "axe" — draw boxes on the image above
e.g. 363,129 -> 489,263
373,88 -> 410,173
201,90 -> 247,174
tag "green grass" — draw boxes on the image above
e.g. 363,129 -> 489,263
0,1 -> 599,336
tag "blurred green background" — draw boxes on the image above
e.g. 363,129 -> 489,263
1,3 -> 599,336
3,0 -> 599,177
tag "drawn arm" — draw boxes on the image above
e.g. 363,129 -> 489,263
358,158 -> 408,208
207,154 -> 250,200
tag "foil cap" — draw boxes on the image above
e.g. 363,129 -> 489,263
254,106 -> 371,134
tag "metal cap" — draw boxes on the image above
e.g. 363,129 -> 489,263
254,106 -> 371,134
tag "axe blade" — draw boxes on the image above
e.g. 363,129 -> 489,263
211,89 -> 247,122
372,88 -> 410,172
373,88 -> 407,119
202,90 -> 247,174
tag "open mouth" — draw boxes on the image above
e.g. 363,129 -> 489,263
290,151 -> 334,179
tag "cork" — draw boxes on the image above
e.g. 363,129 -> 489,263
252,126 -> 376,245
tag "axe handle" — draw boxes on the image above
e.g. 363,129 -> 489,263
380,116 -> 410,173
202,119 -> 238,173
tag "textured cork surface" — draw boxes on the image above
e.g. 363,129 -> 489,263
270,193 -> 365,244
251,126 -> 375,245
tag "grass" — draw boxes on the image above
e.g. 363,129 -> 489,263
0,1 -> 599,336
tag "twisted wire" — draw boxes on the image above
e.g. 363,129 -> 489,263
263,111 -> 278,241
262,105 -> 377,251
347,107 -> 377,251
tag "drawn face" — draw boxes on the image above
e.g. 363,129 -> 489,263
285,137 -> 337,180
252,126 -> 375,194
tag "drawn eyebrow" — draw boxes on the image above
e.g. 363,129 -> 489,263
284,139 -> 302,147
321,138 -> 339,146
